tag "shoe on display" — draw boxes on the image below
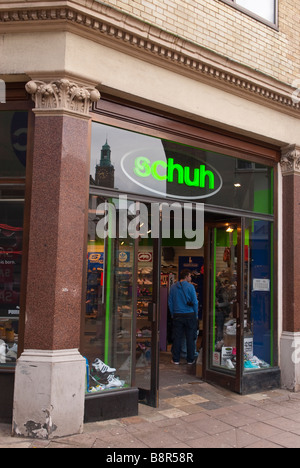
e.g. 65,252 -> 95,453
106,374 -> 125,388
0,341 -> 7,364
89,384 -> 106,392
117,329 -> 130,338
9,343 -> 18,353
226,359 -> 235,369
258,360 -> 270,369
92,358 -> 116,374
215,340 -> 224,351
6,348 -> 17,361
244,360 -> 259,369
192,270 -> 201,276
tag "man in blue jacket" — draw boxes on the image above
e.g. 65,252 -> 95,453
168,269 -> 198,365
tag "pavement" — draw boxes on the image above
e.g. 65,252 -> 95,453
3,377 -> 300,449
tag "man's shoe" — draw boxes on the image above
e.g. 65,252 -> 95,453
187,360 -> 196,365
106,375 -> 125,388
171,360 -> 180,365
92,358 -> 116,374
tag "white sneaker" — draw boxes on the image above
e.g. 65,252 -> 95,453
92,358 -> 116,374
0,342 -> 7,364
106,375 -> 125,388
226,359 -> 235,369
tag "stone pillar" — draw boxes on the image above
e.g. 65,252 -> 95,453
280,144 -> 300,392
12,77 -> 100,439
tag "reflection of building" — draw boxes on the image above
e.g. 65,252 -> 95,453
95,140 -> 115,188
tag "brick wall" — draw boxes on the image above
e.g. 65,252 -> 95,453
103,0 -> 300,85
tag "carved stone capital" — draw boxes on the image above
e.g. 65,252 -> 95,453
25,79 -> 100,116
281,145 -> 300,175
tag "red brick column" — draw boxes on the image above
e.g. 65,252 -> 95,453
13,77 -> 100,438
281,144 -> 300,391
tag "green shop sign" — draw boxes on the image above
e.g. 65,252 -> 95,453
134,157 -> 215,189
121,149 -> 223,200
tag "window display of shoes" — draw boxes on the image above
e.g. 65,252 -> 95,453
85,355 -> 128,393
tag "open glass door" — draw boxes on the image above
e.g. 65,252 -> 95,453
134,202 -> 161,407
204,220 -> 243,393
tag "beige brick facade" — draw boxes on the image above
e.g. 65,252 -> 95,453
98,0 -> 300,85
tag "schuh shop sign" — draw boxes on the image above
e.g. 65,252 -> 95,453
121,149 -> 222,200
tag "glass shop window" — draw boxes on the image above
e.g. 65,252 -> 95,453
243,219 -> 275,371
90,121 -> 274,216
0,111 -> 28,367
83,195 -> 135,394
210,219 -> 275,373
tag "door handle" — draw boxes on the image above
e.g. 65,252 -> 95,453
232,301 -> 240,320
148,303 -> 156,322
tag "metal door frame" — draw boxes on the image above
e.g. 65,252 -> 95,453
203,219 -> 244,394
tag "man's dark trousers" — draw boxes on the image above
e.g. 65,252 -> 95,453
172,313 -> 197,363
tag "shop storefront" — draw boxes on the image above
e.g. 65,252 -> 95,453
82,97 -> 280,421
0,92 -> 280,425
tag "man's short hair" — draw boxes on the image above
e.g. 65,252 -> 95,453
180,269 -> 191,280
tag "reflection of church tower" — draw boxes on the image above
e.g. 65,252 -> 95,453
95,139 -> 115,188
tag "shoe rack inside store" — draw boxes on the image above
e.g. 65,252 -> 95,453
136,266 -> 152,364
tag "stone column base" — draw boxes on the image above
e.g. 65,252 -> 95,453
12,349 -> 86,439
281,332 -> 300,392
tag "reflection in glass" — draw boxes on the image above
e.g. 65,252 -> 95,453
236,0 -> 275,23
91,122 -> 274,215
0,112 -> 27,177
91,139 -> 115,189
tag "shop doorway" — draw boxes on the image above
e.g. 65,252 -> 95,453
136,209 -> 243,406
136,202 -> 205,406
202,219 -> 243,393
158,245 -> 204,393
155,216 -> 243,402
